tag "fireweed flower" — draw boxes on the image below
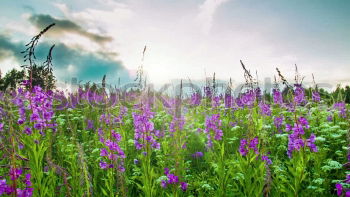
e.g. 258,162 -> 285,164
272,89 -> 283,105
261,155 -> 272,165
298,116 -> 310,129
212,96 -> 221,108
336,183 -> 343,196
204,86 -> 212,99
274,116 -> 284,132
24,174 -> 32,186
248,137 -> 259,154
160,167 -> 187,191
134,159 -> 139,165
190,93 -> 201,106
16,188 -> 34,197
164,168 -> 170,175
132,106 -> 160,150
167,174 -> 179,184
204,114 -> 223,148
9,167 -> 22,180
312,91 -> 320,102
287,117 -> 317,157
259,102 -> 271,116
239,137 -> 259,156
239,139 -> 248,156
255,88 -> 262,101
180,182 -> 188,191
287,134 -> 304,158
235,97 -> 244,108
294,84 -> 306,105
285,124 -> 292,132
239,90 -> 256,107
99,129 -> 126,171
169,116 -> 185,133
99,161 -> 108,169
224,93 -> 233,108
334,102 -> 347,118
13,86 -> 56,135
86,119 -> 94,130
0,179 -> 15,195
0,179 -> 10,195
1,171 -> 33,196
306,133 -> 318,152
327,115 -> 333,122
161,180 -> 167,188
192,152 -> 204,158
346,174 -> 350,184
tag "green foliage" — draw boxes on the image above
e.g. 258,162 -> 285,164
0,68 -> 25,91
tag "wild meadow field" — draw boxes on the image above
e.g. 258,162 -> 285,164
0,23 -> 349,197
0,72 -> 349,197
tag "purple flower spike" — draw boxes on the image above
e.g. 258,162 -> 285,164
9,168 -> 22,180
161,180 -> 167,188
180,182 -> 188,191
336,183 -> 343,196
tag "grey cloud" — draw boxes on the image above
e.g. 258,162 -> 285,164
0,34 -> 131,84
29,14 -> 113,45
0,34 -> 23,62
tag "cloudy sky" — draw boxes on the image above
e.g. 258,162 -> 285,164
0,0 -> 349,86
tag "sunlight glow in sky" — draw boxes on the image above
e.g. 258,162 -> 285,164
0,0 -> 349,86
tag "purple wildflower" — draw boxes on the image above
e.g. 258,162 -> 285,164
99,161 -> 108,169
212,96 -> 221,108
239,137 -> 259,156
240,90 -> 256,107
169,116 -> 185,133
334,102 -> 347,118
100,148 -> 108,156
248,137 -> 259,154
180,182 -> 188,191
239,139 -> 248,156
259,102 -> 271,116
298,117 -> 309,129
224,93 -> 233,108
164,168 -> 170,176
273,89 -> 283,104
327,115 -> 333,122
24,174 -> 32,186
167,174 -> 179,184
190,93 -> 201,106
86,119 -> 94,130
261,155 -> 272,165
192,152 -> 204,158
312,91 -> 320,102
336,183 -> 343,196
274,116 -> 283,132
294,84 -> 306,105
16,188 -> 33,197
161,180 -> 167,188
9,168 -> 22,180
306,133 -> 318,152
204,86 -> 212,99
132,106 -> 160,151
134,159 -> 139,165
23,127 -> 32,135
204,114 -> 223,148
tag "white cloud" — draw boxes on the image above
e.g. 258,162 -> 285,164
48,0 -> 348,86
0,57 -> 21,74
196,0 -> 230,34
